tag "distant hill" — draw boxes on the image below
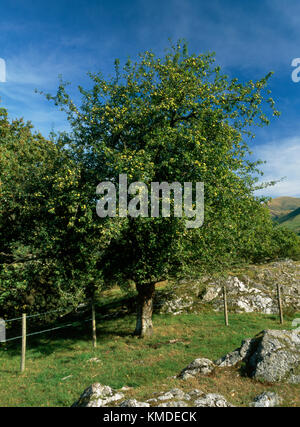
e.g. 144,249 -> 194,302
276,206 -> 300,235
268,197 -> 300,235
268,196 -> 300,219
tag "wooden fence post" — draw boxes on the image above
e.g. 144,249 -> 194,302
92,302 -> 97,348
277,283 -> 284,324
20,313 -> 26,373
223,286 -> 229,326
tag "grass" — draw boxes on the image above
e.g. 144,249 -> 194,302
0,307 -> 299,407
277,209 -> 300,235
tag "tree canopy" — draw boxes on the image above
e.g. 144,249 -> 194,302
0,107 -> 113,318
1,42 -> 299,335
43,41 -> 299,336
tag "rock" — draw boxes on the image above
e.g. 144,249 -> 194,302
168,388 -> 191,400
248,330 -> 300,383
146,398 -> 158,403
152,260 -> 300,317
119,399 -> 150,407
159,296 -> 194,315
216,329 -> 300,384
179,358 -> 215,379
194,393 -> 233,407
188,389 -> 205,399
158,401 -> 188,407
199,260 -> 300,315
202,277 -> 275,314
202,285 -> 222,302
215,339 -> 252,367
72,383 -> 124,407
157,392 -> 174,401
156,388 -> 191,402
250,392 -> 280,407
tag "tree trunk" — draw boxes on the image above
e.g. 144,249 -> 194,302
134,282 -> 155,337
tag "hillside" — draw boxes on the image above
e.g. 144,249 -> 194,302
277,207 -> 300,235
267,197 -> 300,235
268,196 -> 300,219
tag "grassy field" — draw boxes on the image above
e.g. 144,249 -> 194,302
277,207 -> 300,235
0,304 -> 299,407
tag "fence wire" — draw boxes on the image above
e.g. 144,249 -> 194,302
1,303 -> 91,344
4,317 -> 92,342
4,303 -> 88,324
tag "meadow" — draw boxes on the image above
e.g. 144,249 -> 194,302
1,296 -> 299,407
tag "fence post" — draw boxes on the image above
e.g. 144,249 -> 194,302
0,318 -> 5,343
277,283 -> 284,324
20,313 -> 26,373
92,302 -> 97,348
223,286 -> 229,326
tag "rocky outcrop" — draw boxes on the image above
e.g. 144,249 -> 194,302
178,358 -> 215,379
97,260 -> 300,319
200,260 -> 300,314
215,329 -> 300,384
119,399 -> 150,407
72,383 -> 124,407
153,260 -> 300,316
127,389 -> 233,407
202,276 -> 276,314
73,384 -> 282,407
158,400 -> 188,407
157,296 -> 194,315
158,388 -> 191,401
194,393 -> 234,407
215,339 -> 252,367
250,392 -> 280,407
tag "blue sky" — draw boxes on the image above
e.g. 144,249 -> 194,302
0,0 -> 300,197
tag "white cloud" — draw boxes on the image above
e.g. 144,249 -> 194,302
254,137 -> 300,198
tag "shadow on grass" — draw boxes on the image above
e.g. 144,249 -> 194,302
0,306 -> 135,361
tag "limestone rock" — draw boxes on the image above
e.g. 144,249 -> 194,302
158,296 -> 194,315
215,339 -> 252,367
72,383 -> 124,407
216,329 -> 300,384
188,389 -> 205,399
168,388 -> 191,400
200,260 -> 300,315
156,388 -> 191,402
119,399 -> 150,407
248,329 -> 300,383
194,393 -> 233,407
179,358 -> 215,379
158,401 -> 188,407
250,392 -> 280,407
146,398 -> 158,404
157,392 -> 174,401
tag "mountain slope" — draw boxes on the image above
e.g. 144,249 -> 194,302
268,196 -> 300,219
277,206 -> 300,234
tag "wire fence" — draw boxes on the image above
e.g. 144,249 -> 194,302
0,282 -> 288,373
4,318 -> 92,343
0,301 -> 102,372
1,303 -> 91,342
